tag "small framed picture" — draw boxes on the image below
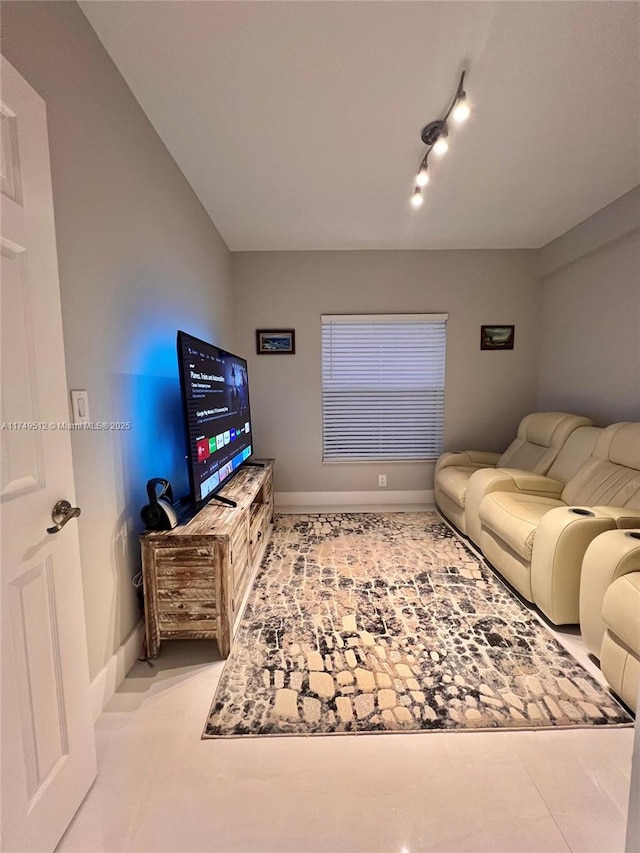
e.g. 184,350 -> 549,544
481,325 -> 515,351
256,329 -> 296,354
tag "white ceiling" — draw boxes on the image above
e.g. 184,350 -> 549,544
80,1 -> 639,251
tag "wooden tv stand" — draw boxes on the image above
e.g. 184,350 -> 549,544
140,459 -> 274,659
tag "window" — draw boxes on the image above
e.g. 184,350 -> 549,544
321,314 -> 447,462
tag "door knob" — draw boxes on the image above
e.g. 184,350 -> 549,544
47,500 -> 81,534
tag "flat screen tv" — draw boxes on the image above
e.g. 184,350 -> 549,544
177,330 -> 253,509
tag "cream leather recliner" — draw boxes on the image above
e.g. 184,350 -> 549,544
435,412 -> 593,536
478,422 -> 640,625
580,529 -> 640,712
465,425 -> 600,547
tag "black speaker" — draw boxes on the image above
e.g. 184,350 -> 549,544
141,478 -> 178,530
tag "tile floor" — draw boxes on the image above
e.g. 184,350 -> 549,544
58,510 -> 636,853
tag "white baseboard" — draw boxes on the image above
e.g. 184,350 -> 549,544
89,621 -> 145,721
275,490 -> 434,509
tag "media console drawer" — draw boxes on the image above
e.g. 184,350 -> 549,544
141,460 -> 275,659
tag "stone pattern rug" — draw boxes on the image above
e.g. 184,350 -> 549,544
203,513 -> 632,737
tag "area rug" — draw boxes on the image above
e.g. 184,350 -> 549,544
203,513 -> 633,737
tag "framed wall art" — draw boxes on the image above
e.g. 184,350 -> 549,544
256,329 -> 296,354
480,325 -> 514,351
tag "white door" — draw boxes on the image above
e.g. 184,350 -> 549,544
1,57 -> 96,852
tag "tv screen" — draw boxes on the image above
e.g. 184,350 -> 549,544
177,331 -> 253,508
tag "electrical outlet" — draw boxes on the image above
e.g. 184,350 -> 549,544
378,474 -> 387,488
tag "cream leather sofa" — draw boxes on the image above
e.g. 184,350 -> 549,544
580,529 -> 640,712
465,425 -> 600,547
478,422 -> 640,625
435,412 -> 593,537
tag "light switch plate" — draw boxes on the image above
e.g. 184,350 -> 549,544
70,389 -> 90,425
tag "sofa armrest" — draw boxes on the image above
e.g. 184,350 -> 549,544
591,506 -> 640,528
435,450 -> 500,475
580,529 -> 640,658
504,471 -> 565,495
530,506 -> 618,625
465,469 -> 564,547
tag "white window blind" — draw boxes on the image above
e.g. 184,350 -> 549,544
321,314 -> 447,462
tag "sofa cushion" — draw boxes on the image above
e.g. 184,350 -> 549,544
437,465 -> 487,506
602,573 -> 640,655
562,459 -> 640,508
600,422 -> 640,470
546,427 -> 601,485
479,492 -> 565,560
561,423 -> 640,509
497,413 -> 593,474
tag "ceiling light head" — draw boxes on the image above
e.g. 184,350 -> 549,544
452,92 -> 470,124
416,167 -> 430,188
432,130 -> 449,156
410,188 -> 424,209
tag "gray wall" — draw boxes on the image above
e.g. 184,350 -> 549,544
2,2 -> 235,681
232,250 -> 540,495
537,188 -> 640,423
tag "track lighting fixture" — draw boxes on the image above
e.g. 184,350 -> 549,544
410,70 -> 470,208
